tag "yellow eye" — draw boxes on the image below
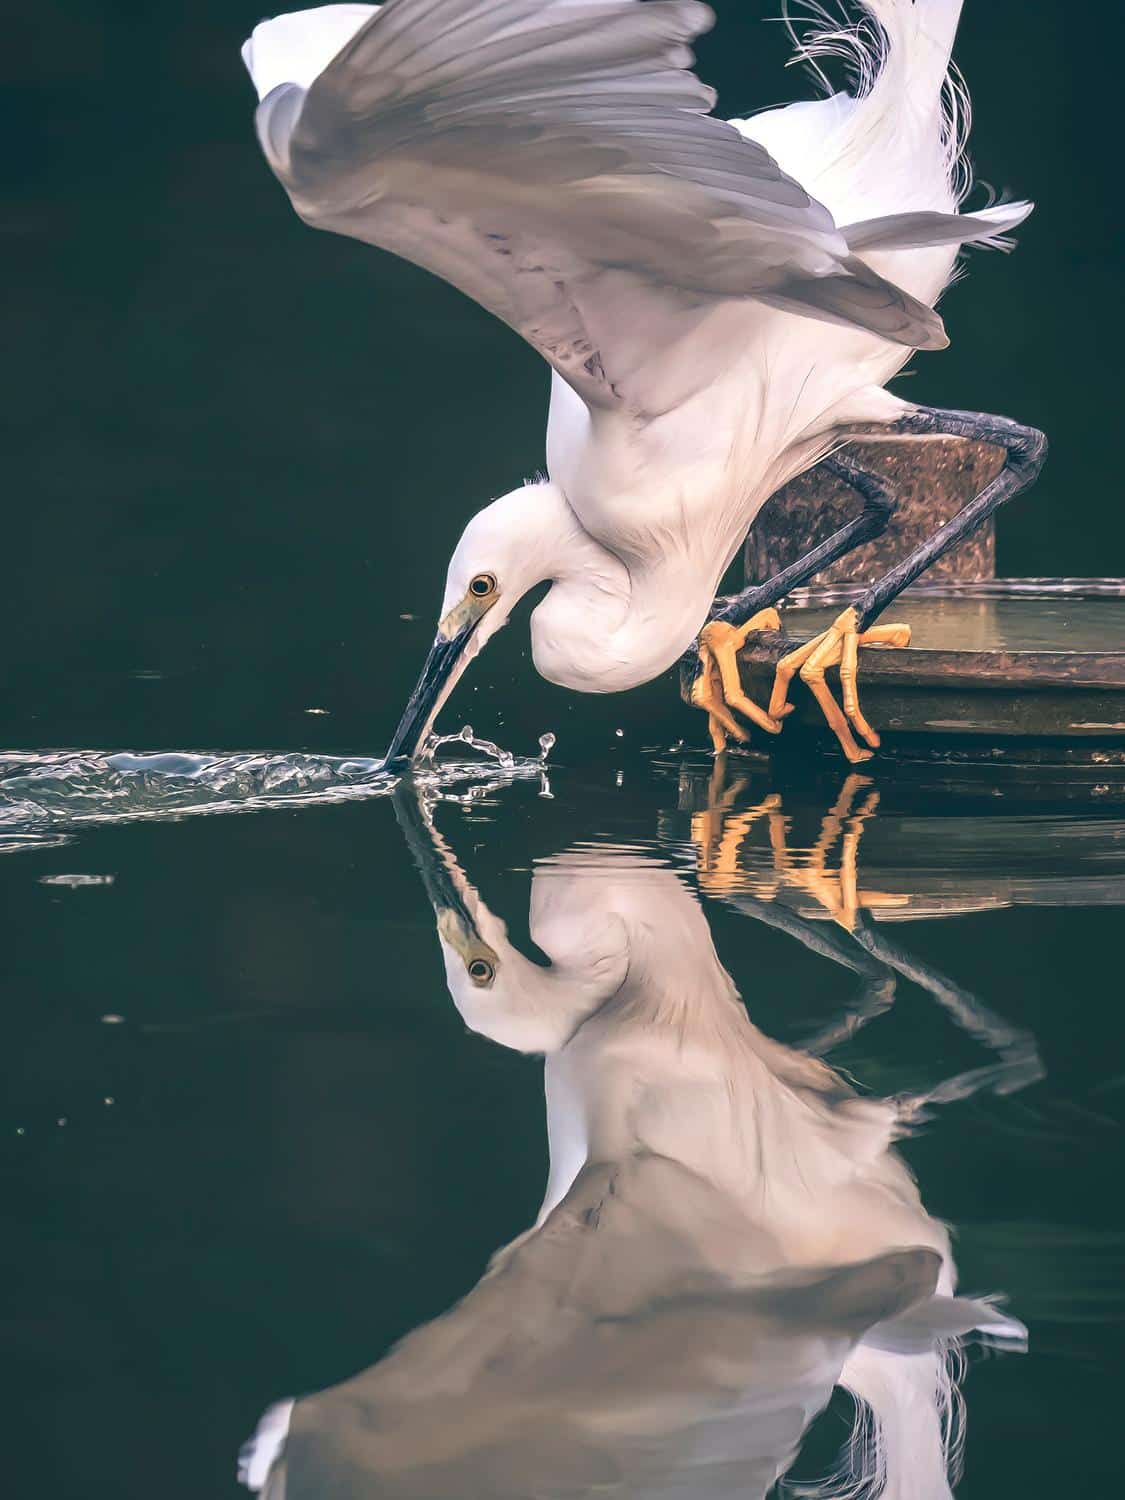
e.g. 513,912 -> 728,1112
467,958 -> 495,984
469,573 -> 497,599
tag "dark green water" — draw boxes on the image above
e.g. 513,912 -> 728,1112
7,1 -> 1125,1494
5,747 -> 1124,1498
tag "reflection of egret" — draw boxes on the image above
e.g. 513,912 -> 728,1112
679,761 -> 1125,921
242,0 -> 1044,765
240,792 -> 1025,1499
683,764 -> 1045,1096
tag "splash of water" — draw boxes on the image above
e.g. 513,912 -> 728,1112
0,742 -> 543,854
422,724 -> 515,767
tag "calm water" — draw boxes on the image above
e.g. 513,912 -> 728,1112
11,2 -> 1124,1493
6,744 -> 1123,1499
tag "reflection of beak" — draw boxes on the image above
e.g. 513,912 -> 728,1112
390,785 -> 499,983
385,592 -> 496,764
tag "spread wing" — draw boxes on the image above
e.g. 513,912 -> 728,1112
245,0 -> 948,414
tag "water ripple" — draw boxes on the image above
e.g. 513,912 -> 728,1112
0,744 -> 543,853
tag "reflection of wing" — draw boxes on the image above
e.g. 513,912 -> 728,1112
244,0 -> 950,416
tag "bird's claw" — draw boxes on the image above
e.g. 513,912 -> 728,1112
768,607 -> 911,764
691,610 -> 784,754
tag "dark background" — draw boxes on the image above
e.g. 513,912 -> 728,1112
5,1 -> 1119,758
5,11 -> 1124,1499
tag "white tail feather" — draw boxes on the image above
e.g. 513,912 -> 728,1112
783,0 -> 973,208
797,1293 -> 1026,1500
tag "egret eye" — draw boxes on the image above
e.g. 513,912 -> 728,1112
467,958 -> 495,984
469,573 -> 497,599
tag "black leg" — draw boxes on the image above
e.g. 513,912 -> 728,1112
712,452 -> 897,627
763,406 -> 1048,761
682,453 -> 899,740
847,406 -> 1047,630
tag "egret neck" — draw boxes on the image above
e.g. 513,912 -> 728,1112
387,482 -> 721,759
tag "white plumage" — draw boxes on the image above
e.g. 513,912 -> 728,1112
242,0 -> 1030,744
239,839 -> 1024,1499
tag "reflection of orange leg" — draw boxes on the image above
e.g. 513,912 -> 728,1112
689,754 -> 787,897
695,794 -> 783,896
691,610 -> 784,753
768,609 -> 911,764
764,773 -> 909,931
690,761 -> 751,854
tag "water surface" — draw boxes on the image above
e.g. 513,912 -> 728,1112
5,749 -> 1123,1498
788,594 -> 1125,653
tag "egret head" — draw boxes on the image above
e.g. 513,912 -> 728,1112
385,483 -> 573,762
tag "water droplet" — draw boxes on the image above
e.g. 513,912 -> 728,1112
460,725 -> 475,742
615,770 -> 624,787
615,728 -> 624,738
538,732 -> 556,761
100,1014 -> 125,1025
498,750 -> 515,769
57,1117 -> 67,1128
303,707 -> 330,716
16,1127 -> 26,1137
103,1096 -> 115,1106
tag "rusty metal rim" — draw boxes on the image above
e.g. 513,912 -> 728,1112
738,578 -> 1125,690
783,576 -> 1125,605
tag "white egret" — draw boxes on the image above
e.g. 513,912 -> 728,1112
242,0 -> 1045,764
239,802 -> 1026,1498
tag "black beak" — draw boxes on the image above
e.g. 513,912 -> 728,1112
385,621 -> 476,765
391,786 -> 472,923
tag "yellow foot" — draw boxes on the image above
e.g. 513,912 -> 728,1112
767,607 -> 911,764
691,609 -> 784,754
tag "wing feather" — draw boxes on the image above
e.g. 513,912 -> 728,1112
247,0 -> 950,411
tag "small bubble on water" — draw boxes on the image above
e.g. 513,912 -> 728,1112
538,732 -> 556,761
104,1097 -> 115,1107
100,1014 -> 125,1025
57,1118 -> 67,1128
615,728 -> 624,738
16,1127 -> 26,1137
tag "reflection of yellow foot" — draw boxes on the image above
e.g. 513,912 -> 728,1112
691,609 -> 784,754
770,773 -> 907,930
768,607 -> 911,764
689,766 -> 911,928
691,760 -> 783,896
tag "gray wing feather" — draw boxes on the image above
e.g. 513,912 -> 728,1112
255,0 -> 947,410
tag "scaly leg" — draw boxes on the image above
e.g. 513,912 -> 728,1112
769,611 -> 912,764
693,608 -> 784,749
770,406 -> 1048,760
690,452 -> 899,752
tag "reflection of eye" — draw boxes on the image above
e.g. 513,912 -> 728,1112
469,573 -> 497,599
468,958 -> 495,984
